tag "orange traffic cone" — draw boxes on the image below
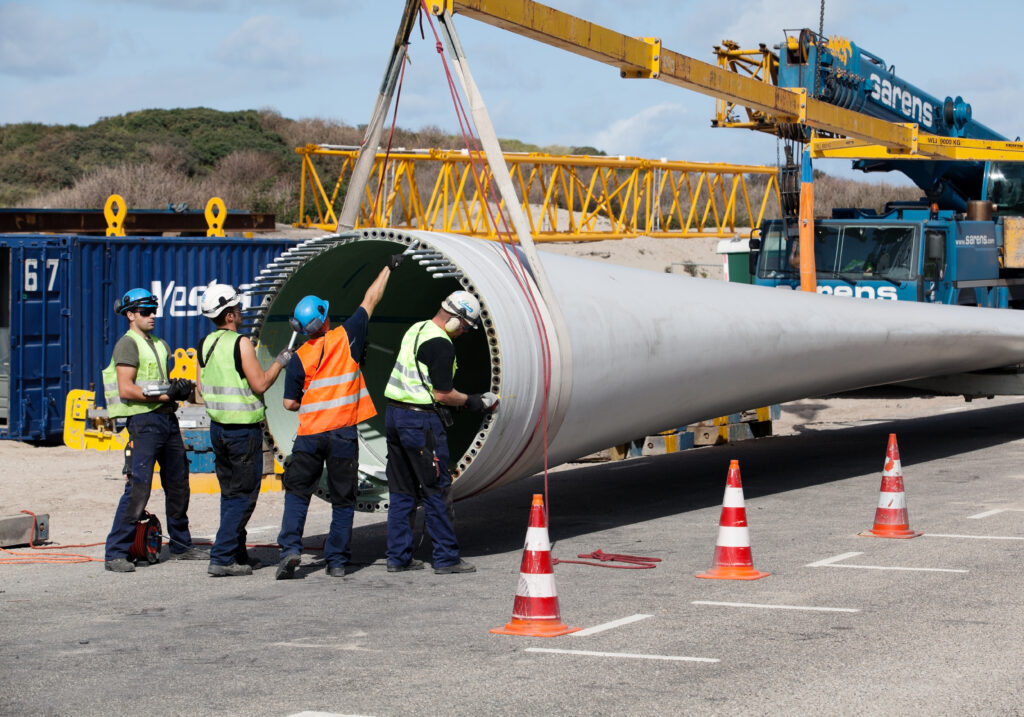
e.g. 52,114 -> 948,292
860,433 -> 922,539
491,494 -> 581,637
696,460 -> 769,580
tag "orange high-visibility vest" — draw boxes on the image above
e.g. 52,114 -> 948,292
295,326 -> 376,435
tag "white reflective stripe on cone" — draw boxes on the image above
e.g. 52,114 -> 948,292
723,487 -> 746,507
878,491 -> 908,509
524,527 -> 551,551
715,525 -> 752,548
516,572 -> 557,598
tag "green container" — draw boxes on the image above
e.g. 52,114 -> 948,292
716,238 -> 753,284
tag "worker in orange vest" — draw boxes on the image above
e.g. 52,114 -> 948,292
275,265 -> 392,579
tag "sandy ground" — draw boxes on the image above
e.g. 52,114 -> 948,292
1,234 -> 1014,552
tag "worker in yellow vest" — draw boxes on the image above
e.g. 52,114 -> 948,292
102,288 -> 200,572
197,284 -> 291,577
383,290 -> 498,574
275,265 -> 392,580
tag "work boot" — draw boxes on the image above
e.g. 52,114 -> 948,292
325,565 -> 347,577
275,554 -> 301,580
104,558 -> 136,573
168,547 -> 208,560
387,559 -> 425,573
433,559 -> 476,574
207,562 -> 253,577
237,552 -> 262,570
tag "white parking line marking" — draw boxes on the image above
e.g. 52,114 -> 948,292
968,509 -> 1007,519
571,614 -> 652,637
526,648 -> 718,663
967,508 -> 1024,519
806,551 -> 862,567
806,551 -> 967,573
691,600 -> 859,613
924,533 -> 1024,541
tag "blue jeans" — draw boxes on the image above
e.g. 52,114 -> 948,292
105,412 -> 193,561
209,422 -> 263,566
384,406 -> 460,568
277,428 -> 358,568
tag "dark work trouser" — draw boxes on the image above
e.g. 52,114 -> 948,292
105,411 -> 192,561
277,428 -> 358,568
209,422 -> 264,566
384,406 -> 460,568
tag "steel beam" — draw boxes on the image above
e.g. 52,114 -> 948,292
0,209 -> 275,235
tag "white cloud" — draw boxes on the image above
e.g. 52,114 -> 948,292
0,3 -> 107,78
214,15 -> 315,73
587,102 -> 693,157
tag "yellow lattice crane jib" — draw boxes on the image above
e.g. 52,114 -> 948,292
294,146 -> 783,240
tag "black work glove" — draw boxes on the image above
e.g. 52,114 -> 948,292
166,378 -> 195,402
387,253 -> 405,270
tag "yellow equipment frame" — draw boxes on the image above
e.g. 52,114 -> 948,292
296,146 -> 781,240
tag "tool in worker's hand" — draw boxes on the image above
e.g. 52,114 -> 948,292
142,384 -> 171,397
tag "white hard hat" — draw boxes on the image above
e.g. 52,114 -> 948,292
441,290 -> 481,329
199,284 -> 241,319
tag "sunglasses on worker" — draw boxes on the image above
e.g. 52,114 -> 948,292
135,308 -> 156,317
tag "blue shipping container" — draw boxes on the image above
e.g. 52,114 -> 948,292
0,234 -> 297,441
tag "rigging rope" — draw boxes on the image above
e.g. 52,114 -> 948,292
420,3 -> 555,514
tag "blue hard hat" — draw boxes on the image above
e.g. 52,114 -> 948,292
115,288 -> 158,315
292,295 -> 330,335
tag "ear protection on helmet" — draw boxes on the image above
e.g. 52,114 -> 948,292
444,316 -> 463,333
303,316 -> 324,335
440,290 -> 480,332
292,295 -> 329,335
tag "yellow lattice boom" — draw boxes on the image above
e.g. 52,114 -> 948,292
295,145 -> 782,241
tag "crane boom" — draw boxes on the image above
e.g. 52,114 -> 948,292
431,0 -> 917,151
431,0 -> 1024,163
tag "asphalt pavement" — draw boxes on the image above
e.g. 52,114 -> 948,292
2,400 -> 1023,716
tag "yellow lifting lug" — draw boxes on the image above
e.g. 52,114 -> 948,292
428,0 -> 453,15
620,37 -> 661,79
104,194 -> 127,237
170,347 -> 198,383
205,196 -> 227,237
63,389 -> 128,452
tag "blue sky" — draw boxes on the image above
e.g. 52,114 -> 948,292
1,0 -> 1020,183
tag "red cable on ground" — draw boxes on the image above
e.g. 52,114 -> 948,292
553,549 -> 662,570
0,511 -> 104,565
421,5 -> 555,514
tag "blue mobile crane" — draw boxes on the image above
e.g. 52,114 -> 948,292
717,30 -> 1024,308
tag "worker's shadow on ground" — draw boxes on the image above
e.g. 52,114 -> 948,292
332,399 -> 1024,568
